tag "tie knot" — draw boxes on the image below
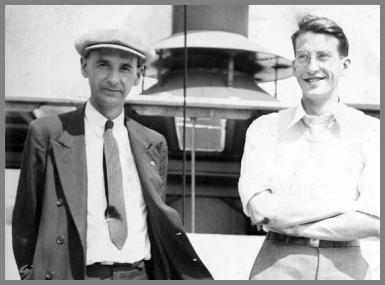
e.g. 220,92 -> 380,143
105,120 -> 114,131
302,114 -> 335,128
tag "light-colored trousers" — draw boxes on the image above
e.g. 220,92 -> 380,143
249,236 -> 369,280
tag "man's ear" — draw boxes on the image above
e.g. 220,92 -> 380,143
80,57 -> 88,78
341,57 -> 351,76
134,66 -> 144,86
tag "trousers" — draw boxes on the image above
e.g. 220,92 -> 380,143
249,234 -> 369,280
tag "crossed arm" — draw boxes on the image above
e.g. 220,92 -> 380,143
247,190 -> 380,241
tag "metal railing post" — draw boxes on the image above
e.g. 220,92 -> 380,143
190,117 -> 197,233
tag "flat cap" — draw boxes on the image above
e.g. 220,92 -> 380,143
74,28 -> 155,62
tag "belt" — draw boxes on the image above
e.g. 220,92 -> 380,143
268,232 -> 360,248
86,260 -> 145,279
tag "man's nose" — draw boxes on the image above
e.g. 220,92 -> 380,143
106,69 -> 120,85
306,57 -> 320,72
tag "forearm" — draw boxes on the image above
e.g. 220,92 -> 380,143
248,191 -> 353,228
273,211 -> 380,241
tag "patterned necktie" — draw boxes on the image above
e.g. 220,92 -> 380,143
103,120 -> 127,249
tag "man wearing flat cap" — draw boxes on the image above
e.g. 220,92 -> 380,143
12,28 -> 213,280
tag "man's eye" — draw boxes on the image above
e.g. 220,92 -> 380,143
296,54 -> 308,62
318,54 -> 332,61
121,66 -> 132,72
97,63 -> 109,69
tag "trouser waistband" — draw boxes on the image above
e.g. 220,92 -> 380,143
86,260 -> 145,279
268,232 -> 360,248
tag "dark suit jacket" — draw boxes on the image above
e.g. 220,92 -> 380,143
12,106 -> 213,280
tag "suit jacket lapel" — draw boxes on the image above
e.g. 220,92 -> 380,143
125,118 -> 162,201
51,106 -> 88,252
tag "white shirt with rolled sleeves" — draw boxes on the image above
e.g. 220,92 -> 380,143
238,103 -> 380,233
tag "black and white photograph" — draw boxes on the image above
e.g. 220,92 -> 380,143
4,5 -> 380,280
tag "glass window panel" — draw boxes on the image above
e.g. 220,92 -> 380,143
175,117 -> 226,152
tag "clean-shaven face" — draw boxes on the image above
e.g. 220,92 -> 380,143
293,31 -> 349,104
81,48 -> 142,116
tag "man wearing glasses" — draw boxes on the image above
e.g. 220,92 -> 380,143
238,15 -> 379,280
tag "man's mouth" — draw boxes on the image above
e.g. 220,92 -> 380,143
303,77 -> 326,83
102,88 -> 122,93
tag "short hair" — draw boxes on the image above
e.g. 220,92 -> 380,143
291,15 -> 349,56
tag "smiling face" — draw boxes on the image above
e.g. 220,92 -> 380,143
293,31 -> 350,106
81,48 -> 142,119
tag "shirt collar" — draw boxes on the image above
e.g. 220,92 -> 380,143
288,100 -> 346,129
85,101 -> 125,134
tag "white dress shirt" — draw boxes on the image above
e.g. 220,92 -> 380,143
84,102 -> 151,265
239,102 -> 380,221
